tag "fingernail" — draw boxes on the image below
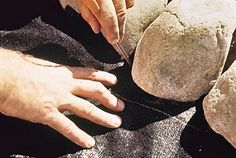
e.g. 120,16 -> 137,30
89,19 -> 101,34
117,99 -> 125,111
91,24 -> 100,34
87,138 -> 95,148
112,116 -> 122,127
93,26 -> 101,34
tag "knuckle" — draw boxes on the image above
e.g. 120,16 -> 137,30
118,11 -> 126,18
102,10 -> 115,19
94,82 -> 105,95
83,103 -> 94,116
41,104 -> 55,117
62,124 -> 75,135
117,11 -> 126,23
101,11 -> 118,27
40,104 -> 57,125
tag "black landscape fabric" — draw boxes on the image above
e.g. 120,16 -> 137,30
0,0 -> 235,157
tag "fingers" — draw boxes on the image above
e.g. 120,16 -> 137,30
113,0 -> 127,41
125,0 -> 135,8
69,67 -> 117,86
47,111 -> 95,148
98,0 -> 120,44
76,0 -> 101,33
71,79 -> 125,111
79,0 -> 119,44
77,0 -> 133,43
80,0 -> 100,15
60,95 -> 122,128
81,0 -> 120,43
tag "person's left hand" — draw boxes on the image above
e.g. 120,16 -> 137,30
75,0 -> 135,44
0,49 -> 125,148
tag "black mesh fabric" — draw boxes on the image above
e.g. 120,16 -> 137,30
0,0 -> 235,157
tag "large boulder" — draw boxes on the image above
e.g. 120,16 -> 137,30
203,60 -> 236,148
132,0 -> 236,102
115,0 -> 168,56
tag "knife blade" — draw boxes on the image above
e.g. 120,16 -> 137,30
113,43 -> 132,66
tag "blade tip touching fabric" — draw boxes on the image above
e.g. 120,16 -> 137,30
113,43 -> 132,66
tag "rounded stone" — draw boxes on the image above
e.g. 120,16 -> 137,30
203,60 -> 236,148
115,0 -> 168,56
132,0 -> 236,102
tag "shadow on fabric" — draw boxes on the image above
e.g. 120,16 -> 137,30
180,104 -> 236,158
0,41 -> 196,157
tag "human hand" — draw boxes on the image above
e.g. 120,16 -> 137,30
0,49 -> 124,148
75,0 -> 135,44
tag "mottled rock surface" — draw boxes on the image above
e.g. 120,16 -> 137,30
203,61 -> 236,148
115,0 -> 168,55
132,0 -> 236,102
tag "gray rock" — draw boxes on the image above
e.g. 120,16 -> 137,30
115,0 -> 168,56
132,0 -> 236,102
203,60 -> 236,148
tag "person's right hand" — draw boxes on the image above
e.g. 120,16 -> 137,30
75,0 -> 135,44
0,48 -> 125,148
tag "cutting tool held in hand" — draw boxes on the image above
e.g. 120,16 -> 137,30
113,43 -> 132,66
